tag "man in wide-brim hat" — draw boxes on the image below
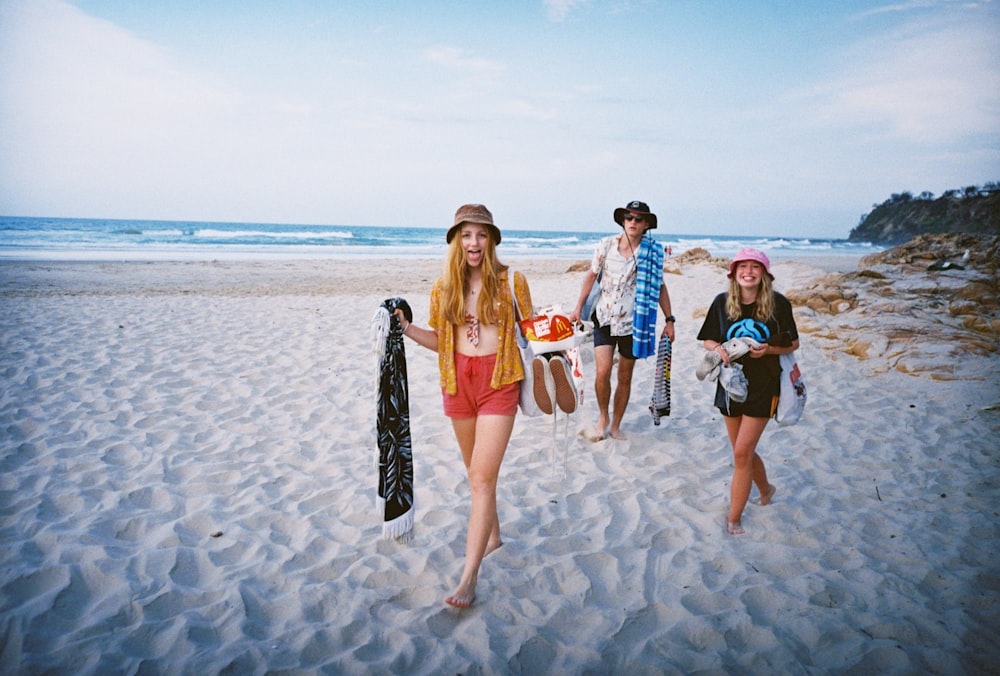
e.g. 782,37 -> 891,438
613,200 -> 658,230
569,199 -> 674,441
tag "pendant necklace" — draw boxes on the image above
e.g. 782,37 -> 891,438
465,286 -> 480,346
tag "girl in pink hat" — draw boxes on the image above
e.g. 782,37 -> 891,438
696,248 -> 799,535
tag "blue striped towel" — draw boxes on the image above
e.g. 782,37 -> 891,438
631,234 -> 663,359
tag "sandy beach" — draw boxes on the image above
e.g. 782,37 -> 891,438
1,252 -> 998,673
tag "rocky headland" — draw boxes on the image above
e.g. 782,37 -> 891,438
848,184 -> 999,245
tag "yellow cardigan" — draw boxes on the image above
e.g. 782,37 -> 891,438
429,269 -> 533,395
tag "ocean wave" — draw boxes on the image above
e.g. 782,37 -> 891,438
192,229 -> 354,240
504,234 -> 583,245
0,217 -> 886,261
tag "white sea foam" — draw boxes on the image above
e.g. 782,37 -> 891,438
0,216 -> 883,261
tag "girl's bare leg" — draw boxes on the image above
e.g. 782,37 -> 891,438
723,414 -> 770,534
450,417 -> 500,548
751,453 -> 775,504
446,414 -> 514,607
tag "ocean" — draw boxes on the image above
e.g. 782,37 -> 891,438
0,216 -> 883,262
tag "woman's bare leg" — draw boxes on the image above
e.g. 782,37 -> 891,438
723,414 -> 769,533
451,417 -> 500,548
752,453 -> 776,504
446,414 -> 514,607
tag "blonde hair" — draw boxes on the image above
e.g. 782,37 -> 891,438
725,273 -> 774,322
439,232 -> 505,326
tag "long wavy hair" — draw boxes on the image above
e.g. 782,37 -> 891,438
439,232 -> 506,326
726,272 -> 774,322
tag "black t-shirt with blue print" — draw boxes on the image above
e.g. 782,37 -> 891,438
697,291 -> 797,404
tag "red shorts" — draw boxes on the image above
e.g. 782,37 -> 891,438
443,353 -> 519,418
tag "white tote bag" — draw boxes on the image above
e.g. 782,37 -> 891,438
774,351 -> 806,426
510,270 -> 542,417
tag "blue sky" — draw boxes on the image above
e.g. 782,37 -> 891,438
1,0 -> 997,237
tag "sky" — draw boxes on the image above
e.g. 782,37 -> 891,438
1,0 -> 998,238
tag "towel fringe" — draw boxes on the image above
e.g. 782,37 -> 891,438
370,307 -> 390,361
380,500 -> 414,542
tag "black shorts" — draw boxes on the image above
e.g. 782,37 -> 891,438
592,314 -> 635,359
717,393 -> 778,419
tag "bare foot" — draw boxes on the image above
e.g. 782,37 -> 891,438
445,583 -> 476,608
608,428 -> 628,440
580,424 -> 606,442
760,484 -> 776,506
727,521 -> 745,535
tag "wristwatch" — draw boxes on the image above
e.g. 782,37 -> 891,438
664,315 -> 676,323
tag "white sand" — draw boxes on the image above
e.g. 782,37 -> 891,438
1,257 -> 997,673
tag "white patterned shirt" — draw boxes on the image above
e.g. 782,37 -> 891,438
591,234 -> 638,336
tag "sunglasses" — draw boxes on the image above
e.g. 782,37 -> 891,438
623,214 -> 645,222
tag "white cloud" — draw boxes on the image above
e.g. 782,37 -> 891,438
853,0 -> 942,19
500,99 -> 559,122
544,0 -> 588,22
853,0 -> 994,20
793,13 -> 1000,144
423,46 -> 506,76
0,0 -> 252,213
0,0 -> 375,222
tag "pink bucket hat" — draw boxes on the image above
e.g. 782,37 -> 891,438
728,248 -> 774,280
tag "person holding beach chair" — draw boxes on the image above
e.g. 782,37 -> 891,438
696,248 -> 799,535
396,204 -> 532,608
569,200 -> 675,441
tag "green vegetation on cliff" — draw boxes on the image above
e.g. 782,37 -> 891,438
848,183 -> 1000,245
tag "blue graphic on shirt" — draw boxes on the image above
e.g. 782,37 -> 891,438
727,318 -> 771,342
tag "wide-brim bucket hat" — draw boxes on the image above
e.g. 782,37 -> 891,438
728,247 -> 774,280
613,200 -> 657,230
446,204 -> 502,244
